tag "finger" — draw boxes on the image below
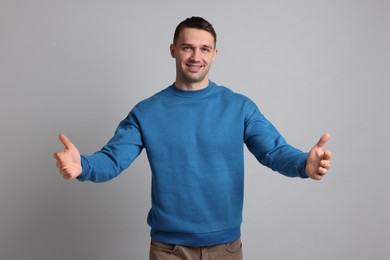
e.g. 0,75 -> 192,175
54,152 -> 65,164
57,161 -> 67,171
54,153 -> 64,168
62,170 -> 74,180
53,152 -> 60,160
315,133 -> 330,149
312,174 -> 323,181
319,167 -> 328,175
320,159 -> 330,169
58,133 -> 74,150
61,167 -> 72,178
59,167 -> 67,176
323,150 -> 331,160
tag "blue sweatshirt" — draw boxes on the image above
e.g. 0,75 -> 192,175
78,81 -> 308,246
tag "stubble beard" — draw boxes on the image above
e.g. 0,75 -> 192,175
179,64 -> 210,84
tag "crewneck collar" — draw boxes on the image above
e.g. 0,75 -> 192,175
169,81 -> 215,98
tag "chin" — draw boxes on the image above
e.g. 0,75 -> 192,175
186,76 -> 206,84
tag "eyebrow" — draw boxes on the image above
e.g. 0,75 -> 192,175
180,43 -> 214,50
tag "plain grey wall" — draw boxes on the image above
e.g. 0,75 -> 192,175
1,0 -> 389,259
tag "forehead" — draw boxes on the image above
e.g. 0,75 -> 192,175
177,28 -> 215,46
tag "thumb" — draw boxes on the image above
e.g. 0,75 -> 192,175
315,133 -> 330,149
58,133 -> 75,150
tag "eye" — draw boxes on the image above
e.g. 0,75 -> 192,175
201,48 -> 210,53
183,46 -> 191,52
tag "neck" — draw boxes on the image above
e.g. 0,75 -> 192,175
174,78 -> 209,91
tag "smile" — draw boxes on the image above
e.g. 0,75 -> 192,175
186,64 -> 204,69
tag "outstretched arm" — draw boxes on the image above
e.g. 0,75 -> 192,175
54,134 -> 82,180
305,133 -> 332,180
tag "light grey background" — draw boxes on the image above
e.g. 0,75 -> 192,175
1,0 -> 389,259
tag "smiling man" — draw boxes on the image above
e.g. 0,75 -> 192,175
171,26 -> 217,90
54,17 -> 331,260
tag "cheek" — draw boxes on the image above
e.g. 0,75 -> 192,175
211,53 -> 217,62
180,54 -> 193,63
206,55 -> 215,63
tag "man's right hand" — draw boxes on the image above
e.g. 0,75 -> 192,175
54,134 -> 82,180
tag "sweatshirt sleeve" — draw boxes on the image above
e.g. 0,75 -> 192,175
243,100 -> 308,178
77,110 -> 144,183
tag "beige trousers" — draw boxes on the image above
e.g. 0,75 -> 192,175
149,239 -> 243,260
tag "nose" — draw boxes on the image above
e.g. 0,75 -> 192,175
190,48 -> 201,61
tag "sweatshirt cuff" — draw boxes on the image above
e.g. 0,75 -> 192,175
299,153 -> 309,178
77,155 -> 90,182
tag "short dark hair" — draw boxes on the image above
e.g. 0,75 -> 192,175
173,16 -> 217,46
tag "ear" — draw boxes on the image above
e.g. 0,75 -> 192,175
170,44 -> 176,58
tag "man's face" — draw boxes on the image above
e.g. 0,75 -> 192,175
170,28 -> 217,89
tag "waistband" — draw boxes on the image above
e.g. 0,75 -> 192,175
150,226 -> 241,247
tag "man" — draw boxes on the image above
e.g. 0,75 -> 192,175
54,17 -> 331,260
